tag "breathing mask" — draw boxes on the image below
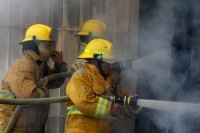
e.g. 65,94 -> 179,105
78,42 -> 87,56
37,41 -> 56,62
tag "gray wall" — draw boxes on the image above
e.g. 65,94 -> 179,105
0,0 -> 139,133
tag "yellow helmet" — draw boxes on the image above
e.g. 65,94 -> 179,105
78,39 -> 117,63
76,20 -> 107,38
21,24 -> 53,42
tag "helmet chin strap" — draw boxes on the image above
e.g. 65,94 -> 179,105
93,54 -> 107,80
96,60 -> 107,80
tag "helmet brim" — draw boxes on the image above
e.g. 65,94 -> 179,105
18,40 -> 55,45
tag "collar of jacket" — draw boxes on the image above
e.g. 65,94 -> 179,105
85,63 -> 115,83
24,50 -> 45,67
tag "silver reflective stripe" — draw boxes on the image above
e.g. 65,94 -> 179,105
97,98 -> 106,116
95,97 -> 108,116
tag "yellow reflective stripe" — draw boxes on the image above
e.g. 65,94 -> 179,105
0,88 -> 15,99
67,106 -> 116,120
37,88 -> 44,98
84,49 -> 90,53
95,97 -> 102,115
25,35 -> 44,40
84,48 -> 105,55
95,97 -> 108,116
0,130 -> 18,133
94,51 -> 105,54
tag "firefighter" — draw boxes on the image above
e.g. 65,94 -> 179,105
65,39 -> 141,133
71,19 -> 121,84
0,24 -> 67,133
71,19 -> 108,71
75,19 -> 110,56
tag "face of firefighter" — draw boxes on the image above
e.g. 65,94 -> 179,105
100,61 -> 112,75
38,41 -> 56,62
79,35 -> 94,44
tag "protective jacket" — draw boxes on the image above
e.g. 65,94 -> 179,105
65,63 -> 126,133
0,50 -> 67,133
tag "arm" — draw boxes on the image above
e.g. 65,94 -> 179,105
47,51 -> 68,89
66,74 -> 112,117
11,62 -> 48,99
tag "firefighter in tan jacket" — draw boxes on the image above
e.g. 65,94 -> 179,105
0,24 -> 67,133
65,39 -> 141,133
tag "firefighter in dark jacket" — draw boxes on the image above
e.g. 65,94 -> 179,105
0,24 -> 67,133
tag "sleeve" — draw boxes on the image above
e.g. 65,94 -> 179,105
11,62 -> 47,99
47,62 -> 68,89
116,86 -> 127,97
66,74 -> 112,117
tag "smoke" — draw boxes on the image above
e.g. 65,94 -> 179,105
136,0 -> 175,99
132,0 -> 200,133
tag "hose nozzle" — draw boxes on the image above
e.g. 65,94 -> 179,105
123,96 -> 138,108
101,94 -> 138,108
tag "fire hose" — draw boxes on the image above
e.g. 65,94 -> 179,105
3,60 -> 133,133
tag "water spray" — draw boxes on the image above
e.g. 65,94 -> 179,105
101,94 -> 200,115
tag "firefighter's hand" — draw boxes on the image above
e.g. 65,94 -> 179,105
128,94 -> 138,99
110,103 -> 123,116
71,59 -> 87,71
51,51 -> 63,65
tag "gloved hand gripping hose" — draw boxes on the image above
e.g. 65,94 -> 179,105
101,94 -> 140,117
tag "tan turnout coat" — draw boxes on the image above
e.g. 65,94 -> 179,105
0,50 -> 67,133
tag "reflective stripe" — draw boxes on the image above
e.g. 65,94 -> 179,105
84,48 -> 105,55
67,105 -> 116,120
0,130 -> 18,133
94,50 -> 105,54
25,35 -> 44,40
95,97 -> 108,116
84,49 -> 90,53
0,88 -> 15,99
37,88 -> 44,98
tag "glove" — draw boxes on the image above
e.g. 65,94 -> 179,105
123,105 -> 142,117
110,102 -> 123,117
31,86 -> 49,98
71,59 -> 87,71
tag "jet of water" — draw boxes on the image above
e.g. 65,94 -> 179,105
137,99 -> 200,115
